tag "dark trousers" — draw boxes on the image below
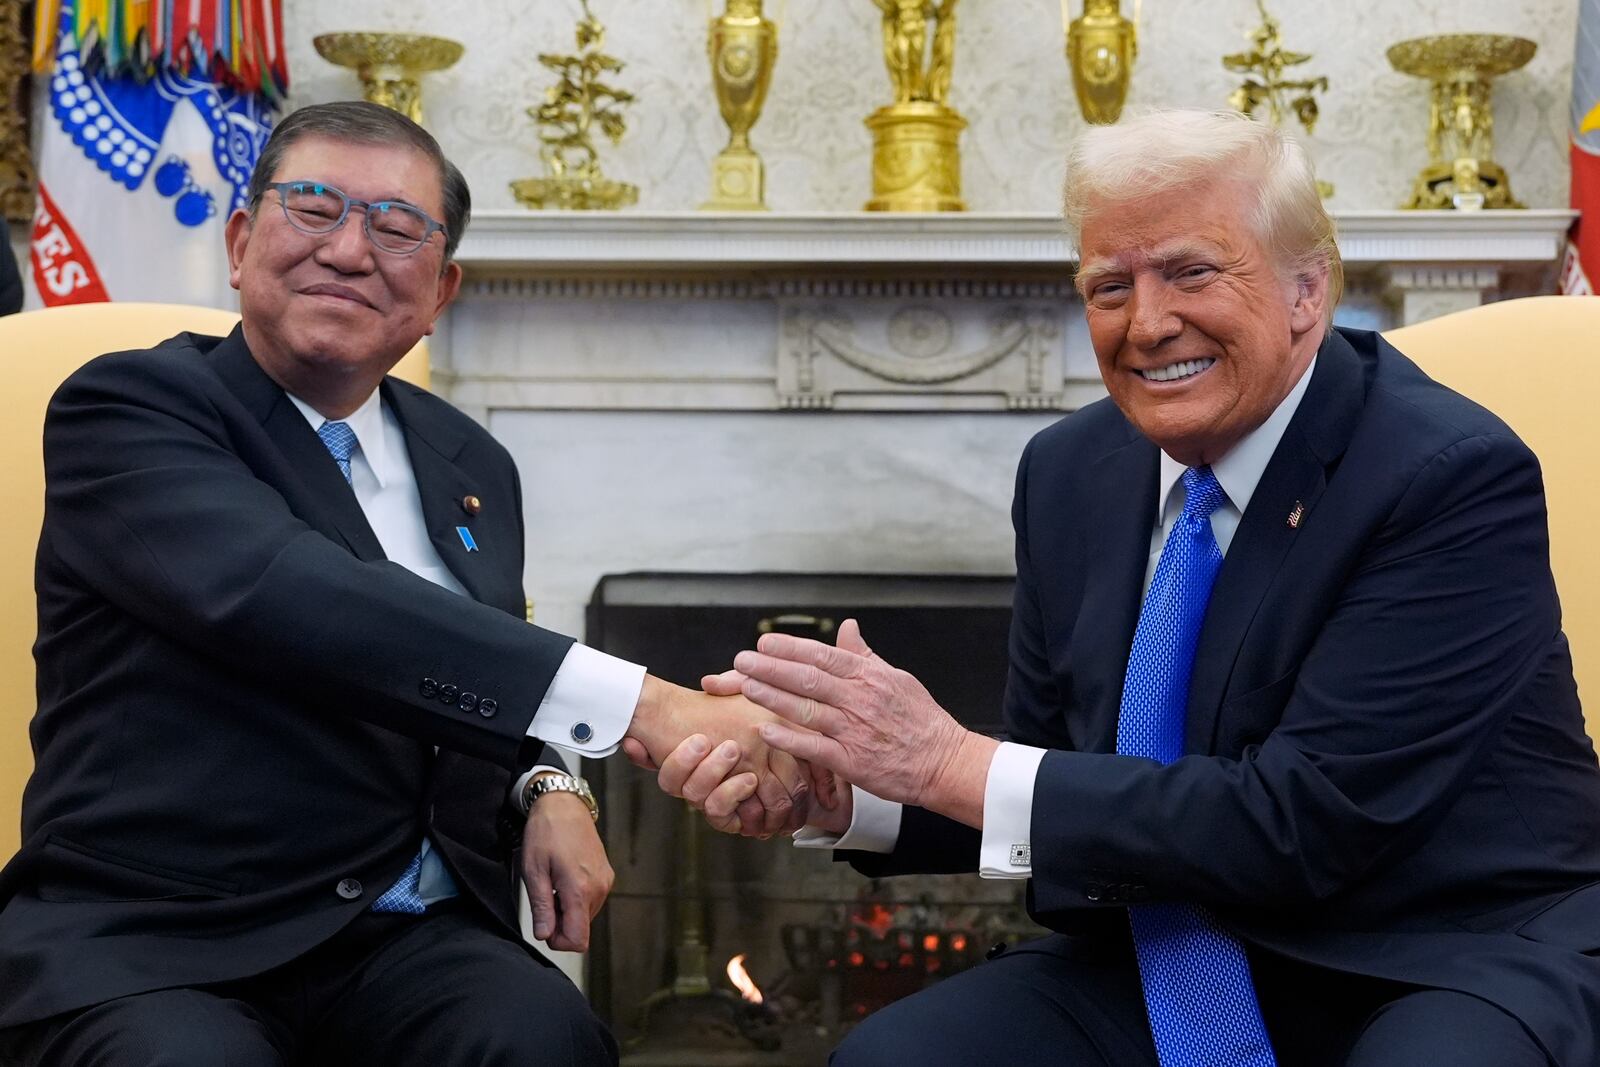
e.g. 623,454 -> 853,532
0,903 -> 617,1067
831,934 -> 1550,1067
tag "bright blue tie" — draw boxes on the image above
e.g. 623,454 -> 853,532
313,418 -> 428,916
1116,466 -> 1277,1067
315,420 -> 358,486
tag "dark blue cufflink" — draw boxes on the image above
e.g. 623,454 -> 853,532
571,721 -> 594,744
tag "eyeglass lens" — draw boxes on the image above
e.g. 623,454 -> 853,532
280,183 -> 432,253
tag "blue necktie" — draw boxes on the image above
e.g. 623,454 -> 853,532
1116,466 -> 1277,1067
315,421 -> 358,485
313,418 -> 429,916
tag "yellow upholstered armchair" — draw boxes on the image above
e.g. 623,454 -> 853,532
0,303 -> 429,859
1386,296 -> 1599,742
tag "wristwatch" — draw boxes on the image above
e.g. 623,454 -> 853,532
520,773 -> 598,822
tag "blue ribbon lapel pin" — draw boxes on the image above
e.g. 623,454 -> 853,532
456,526 -> 479,553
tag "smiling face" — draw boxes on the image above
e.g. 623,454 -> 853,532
1076,178 -> 1328,466
225,135 -> 462,416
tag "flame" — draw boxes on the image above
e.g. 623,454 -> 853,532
726,953 -> 764,1004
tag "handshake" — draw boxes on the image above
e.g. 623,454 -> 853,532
616,620 -> 998,839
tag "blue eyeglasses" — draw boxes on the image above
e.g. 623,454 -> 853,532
257,180 -> 447,256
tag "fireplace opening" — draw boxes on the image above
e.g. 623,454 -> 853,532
586,573 -> 1045,1066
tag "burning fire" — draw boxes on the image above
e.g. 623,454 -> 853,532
726,953 -> 764,1004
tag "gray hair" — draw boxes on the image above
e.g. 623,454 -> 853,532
247,100 -> 471,261
1062,109 -> 1342,311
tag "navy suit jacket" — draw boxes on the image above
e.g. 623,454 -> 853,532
852,328 -> 1600,1063
0,327 -> 577,1028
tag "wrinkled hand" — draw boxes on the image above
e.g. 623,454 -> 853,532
520,781 -> 614,953
628,730 -> 851,837
728,619 -> 998,826
623,678 -> 814,835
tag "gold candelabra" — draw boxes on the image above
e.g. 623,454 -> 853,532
1223,0 -> 1331,197
702,0 -> 779,211
511,0 -> 638,211
1065,0 -> 1137,125
864,0 -> 965,212
1387,33 -> 1535,210
312,32 -> 464,127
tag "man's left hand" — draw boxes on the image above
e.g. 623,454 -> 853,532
521,779 -> 614,953
727,619 -> 999,827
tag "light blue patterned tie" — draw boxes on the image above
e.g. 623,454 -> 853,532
315,420 -> 358,485
313,418 -> 428,916
1116,466 -> 1277,1067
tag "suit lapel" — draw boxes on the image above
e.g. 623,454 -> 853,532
380,378 -> 498,606
210,327 -> 386,562
1184,330 -> 1369,753
1076,426 -> 1160,753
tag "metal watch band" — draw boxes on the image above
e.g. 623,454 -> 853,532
521,773 -> 598,821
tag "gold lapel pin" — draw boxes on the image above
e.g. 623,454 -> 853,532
461,495 -> 482,516
1287,500 -> 1304,529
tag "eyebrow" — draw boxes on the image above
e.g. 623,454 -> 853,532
1075,241 -> 1221,293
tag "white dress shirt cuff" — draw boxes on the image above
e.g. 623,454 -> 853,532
523,643 -> 643,757
793,785 -> 901,854
510,763 -> 570,815
979,742 -> 1047,879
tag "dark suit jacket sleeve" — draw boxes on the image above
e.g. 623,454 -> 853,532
1028,430 -> 1558,915
43,350 -> 578,770
0,219 -> 22,316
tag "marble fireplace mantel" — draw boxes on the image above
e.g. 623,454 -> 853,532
433,208 -> 1575,420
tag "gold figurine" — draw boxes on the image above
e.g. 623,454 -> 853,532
702,0 -> 779,211
1387,34 -> 1535,210
1065,0 -> 1137,125
312,32 -> 464,127
864,0 -> 965,212
511,0 -> 638,211
1223,0 -> 1331,196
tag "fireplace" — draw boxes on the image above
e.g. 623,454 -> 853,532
586,573 -> 1045,1065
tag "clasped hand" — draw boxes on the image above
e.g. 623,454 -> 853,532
628,620 -> 991,838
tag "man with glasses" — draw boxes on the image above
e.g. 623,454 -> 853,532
0,101 -> 812,1067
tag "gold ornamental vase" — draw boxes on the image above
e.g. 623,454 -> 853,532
702,0 -> 778,211
1387,33 -> 1535,210
313,32 -> 464,126
1066,0 -> 1137,125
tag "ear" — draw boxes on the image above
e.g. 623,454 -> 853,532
424,259 -> 463,337
1289,261 -> 1330,335
224,208 -> 253,292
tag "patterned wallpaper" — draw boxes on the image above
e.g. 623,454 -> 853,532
282,0 -> 1580,215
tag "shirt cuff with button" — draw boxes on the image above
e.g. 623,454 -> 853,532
978,741 -> 1048,879
792,785 -> 902,853
524,643 -> 643,757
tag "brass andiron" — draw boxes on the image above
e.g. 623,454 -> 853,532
1224,0 -> 1331,197
1065,0 -> 1137,125
864,0 -> 965,212
511,0 -> 639,211
702,0 -> 779,211
1387,33 -> 1535,210
312,33 -> 464,126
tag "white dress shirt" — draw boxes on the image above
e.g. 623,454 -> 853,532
797,358 -> 1319,870
288,390 -> 644,900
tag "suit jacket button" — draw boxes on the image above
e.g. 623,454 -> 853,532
336,878 -> 363,900
1085,885 -> 1104,902
458,691 -> 478,713
420,677 -> 438,698
439,684 -> 459,704
985,941 -> 1008,961
478,698 -> 497,718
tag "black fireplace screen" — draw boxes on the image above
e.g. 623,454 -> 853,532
586,573 -> 1045,1066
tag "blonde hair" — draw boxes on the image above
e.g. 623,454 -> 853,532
1062,109 -> 1343,311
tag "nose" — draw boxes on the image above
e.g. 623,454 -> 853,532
313,211 -> 376,273
1125,275 -> 1181,349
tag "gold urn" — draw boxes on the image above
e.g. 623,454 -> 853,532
1066,0 -> 1137,125
1387,33 -> 1536,210
702,0 -> 779,210
312,32 -> 464,126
